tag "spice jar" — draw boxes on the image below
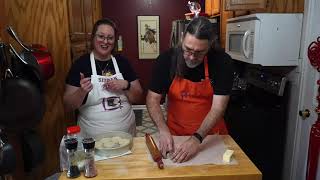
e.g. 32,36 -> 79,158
82,138 -> 97,178
67,125 -> 82,150
64,138 -> 80,178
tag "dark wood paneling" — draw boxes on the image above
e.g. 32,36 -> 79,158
0,0 -> 7,42
102,0 -> 190,101
266,0 -> 304,12
68,0 -> 102,61
3,0 -> 72,179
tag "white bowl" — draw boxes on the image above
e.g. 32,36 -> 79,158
94,131 -> 133,157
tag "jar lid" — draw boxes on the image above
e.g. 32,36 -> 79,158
67,125 -> 81,134
82,138 -> 95,149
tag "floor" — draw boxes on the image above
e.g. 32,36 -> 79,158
135,109 -> 166,137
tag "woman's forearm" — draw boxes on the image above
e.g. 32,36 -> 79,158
125,80 -> 144,104
63,86 -> 88,112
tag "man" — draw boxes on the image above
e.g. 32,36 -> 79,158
146,17 -> 234,163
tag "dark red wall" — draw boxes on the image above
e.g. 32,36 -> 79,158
102,0 -> 190,103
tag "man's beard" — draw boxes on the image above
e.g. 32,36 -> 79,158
185,58 -> 202,68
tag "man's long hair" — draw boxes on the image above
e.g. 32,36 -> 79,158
170,17 -> 215,80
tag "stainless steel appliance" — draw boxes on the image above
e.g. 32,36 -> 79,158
226,13 -> 303,66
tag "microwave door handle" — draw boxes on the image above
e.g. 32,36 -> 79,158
242,30 -> 250,58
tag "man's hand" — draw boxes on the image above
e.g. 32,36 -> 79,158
158,130 -> 174,159
80,73 -> 93,93
170,136 -> 200,163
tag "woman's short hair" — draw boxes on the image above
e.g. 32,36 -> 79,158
90,18 -> 118,50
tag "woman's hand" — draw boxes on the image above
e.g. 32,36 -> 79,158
80,73 -> 93,93
104,79 -> 128,92
170,136 -> 200,163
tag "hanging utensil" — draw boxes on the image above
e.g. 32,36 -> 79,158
8,44 -> 28,65
8,44 -> 42,89
6,26 -> 49,53
0,130 -> 16,175
6,26 -> 32,52
0,44 -> 45,130
6,27 -> 54,80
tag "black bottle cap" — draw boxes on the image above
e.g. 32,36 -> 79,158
64,138 -> 78,150
82,137 -> 95,149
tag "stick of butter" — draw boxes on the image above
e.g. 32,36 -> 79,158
223,149 -> 234,163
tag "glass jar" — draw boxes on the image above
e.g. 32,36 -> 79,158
82,138 -> 97,178
67,125 -> 82,150
64,138 -> 80,178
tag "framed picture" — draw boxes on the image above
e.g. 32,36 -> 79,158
137,15 -> 160,59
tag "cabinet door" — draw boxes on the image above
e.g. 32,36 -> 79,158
205,0 -> 220,16
68,0 -> 101,61
220,0 -> 234,49
225,0 -> 267,10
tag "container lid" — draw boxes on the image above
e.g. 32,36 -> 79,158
64,138 -> 78,150
82,138 -> 95,149
67,125 -> 81,134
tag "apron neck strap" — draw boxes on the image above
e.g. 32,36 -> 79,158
90,52 -> 97,75
204,56 -> 209,79
90,52 -> 120,75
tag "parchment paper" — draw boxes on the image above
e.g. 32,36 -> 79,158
150,134 -> 238,167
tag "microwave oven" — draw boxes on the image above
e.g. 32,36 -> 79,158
225,13 -> 303,66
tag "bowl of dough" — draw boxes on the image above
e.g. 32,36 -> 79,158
94,131 -> 133,157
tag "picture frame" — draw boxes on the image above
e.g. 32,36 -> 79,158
137,15 -> 160,59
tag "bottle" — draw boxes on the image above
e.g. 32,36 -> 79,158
117,35 -> 123,52
67,125 -> 82,150
82,138 -> 98,178
64,138 -> 80,178
67,125 -> 80,139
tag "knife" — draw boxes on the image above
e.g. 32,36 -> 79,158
145,133 -> 164,169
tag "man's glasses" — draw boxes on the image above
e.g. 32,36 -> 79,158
95,34 -> 115,42
181,45 -> 207,58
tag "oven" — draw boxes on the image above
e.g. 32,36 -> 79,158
225,65 -> 289,180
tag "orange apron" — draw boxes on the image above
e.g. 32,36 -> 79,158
167,57 -> 228,136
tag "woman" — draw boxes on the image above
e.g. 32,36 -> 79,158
63,18 -> 143,137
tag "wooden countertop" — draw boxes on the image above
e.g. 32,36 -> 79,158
59,135 -> 261,180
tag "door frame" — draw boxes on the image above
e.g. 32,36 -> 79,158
286,0 -> 320,179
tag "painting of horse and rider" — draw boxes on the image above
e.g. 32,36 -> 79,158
137,16 -> 160,59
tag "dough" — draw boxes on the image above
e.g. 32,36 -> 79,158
97,136 -> 129,149
95,141 -> 104,149
118,138 -> 130,146
111,136 -> 122,143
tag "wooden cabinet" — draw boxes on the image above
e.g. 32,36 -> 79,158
225,0 -> 267,10
205,0 -> 221,16
264,0 -> 304,13
219,0 -> 234,49
68,0 -> 102,62
224,0 -> 304,12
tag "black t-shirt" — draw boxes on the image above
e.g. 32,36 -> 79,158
66,53 -> 138,87
149,48 -> 234,95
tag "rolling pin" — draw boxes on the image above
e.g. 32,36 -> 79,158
145,133 -> 164,169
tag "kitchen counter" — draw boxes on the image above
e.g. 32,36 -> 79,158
59,135 -> 261,180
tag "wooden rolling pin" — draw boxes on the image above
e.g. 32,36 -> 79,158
145,133 -> 164,169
